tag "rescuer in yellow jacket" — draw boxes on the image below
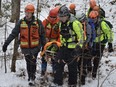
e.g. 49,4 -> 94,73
89,11 -> 114,79
52,5 -> 84,87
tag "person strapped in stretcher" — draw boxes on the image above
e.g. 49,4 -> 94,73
40,41 -> 61,75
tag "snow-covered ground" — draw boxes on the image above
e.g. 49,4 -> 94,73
0,0 -> 116,87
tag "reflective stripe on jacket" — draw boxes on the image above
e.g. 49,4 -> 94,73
60,20 -> 84,48
42,17 -> 60,42
94,21 -> 114,44
20,19 -> 39,48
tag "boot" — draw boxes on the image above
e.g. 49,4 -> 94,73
68,84 -> 77,87
28,79 -> 35,86
50,83 -> 63,87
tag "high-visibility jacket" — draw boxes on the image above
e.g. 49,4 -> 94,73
94,20 -> 114,44
42,16 -> 60,42
60,20 -> 84,48
20,19 -> 39,48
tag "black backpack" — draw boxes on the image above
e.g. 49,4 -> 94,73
103,20 -> 113,29
100,7 -> 105,18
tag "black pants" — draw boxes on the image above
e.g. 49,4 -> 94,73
92,43 -> 105,78
54,47 -> 78,85
78,49 -> 92,84
25,53 -> 38,81
41,56 -> 55,75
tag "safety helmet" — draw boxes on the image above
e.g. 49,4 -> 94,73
25,3 -> 35,13
69,3 -> 76,10
49,9 -> 58,18
54,6 -> 60,15
89,0 -> 96,8
89,11 -> 99,18
58,5 -> 70,17
75,12 -> 86,22
93,5 -> 100,11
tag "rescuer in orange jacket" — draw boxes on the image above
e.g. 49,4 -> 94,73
41,8 -> 60,76
2,3 -> 46,85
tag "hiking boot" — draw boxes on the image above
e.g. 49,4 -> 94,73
92,72 -> 96,79
68,84 -> 77,87
50,83 -> 63,87
87,71 -> 92,77
80,81 -> 85,85
28,79 -> 35,86
41,70 -> 46,76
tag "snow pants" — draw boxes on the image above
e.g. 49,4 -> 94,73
25,53 -> 38,81
78,49 -> 92,84
54,47 -> 78,85
41,57 -> 55,75
92,43 -> 105,78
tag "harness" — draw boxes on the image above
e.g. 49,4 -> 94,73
60,22 -> 78,47
44,19 -> 59,41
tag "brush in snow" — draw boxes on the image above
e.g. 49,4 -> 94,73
35,76 -> 50,87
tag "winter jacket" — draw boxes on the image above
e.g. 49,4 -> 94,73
42,16 -> 60,42
20,18 -> 39,48
4,16 -> 46,55
94,18 -> 114,44
60,16 -> 84,48
70,14 -> 92,47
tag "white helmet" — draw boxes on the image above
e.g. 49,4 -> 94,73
75,12 -> 86,22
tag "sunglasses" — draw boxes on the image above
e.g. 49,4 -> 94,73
50,16 -> 57,18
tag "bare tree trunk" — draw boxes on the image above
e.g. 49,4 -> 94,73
0,0 -> 2,15
10,0 -> 20,23
11,0 -> 20,72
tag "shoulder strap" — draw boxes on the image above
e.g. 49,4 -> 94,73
36,18 -> 42,36
69,22 -> 78,41
44,19 -> 49,29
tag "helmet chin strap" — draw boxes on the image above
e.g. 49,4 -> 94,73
26,17 -> 33,21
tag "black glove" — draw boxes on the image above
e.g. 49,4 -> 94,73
75,45 -> 82,53
108,43 -> 114,52
2,44 -> 8,52
73,45 -> 82,57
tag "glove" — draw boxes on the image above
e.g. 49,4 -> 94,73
82,42 -> 88,50
75,45 -> 82,54
75,44 -> 81,50
40,52 -> 44,57
108,43 -> 114,52
2,44 -> 8,52
73,45 -> 82,57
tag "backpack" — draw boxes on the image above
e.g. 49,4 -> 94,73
60,22 -> 77,40
99,7 -> 105,18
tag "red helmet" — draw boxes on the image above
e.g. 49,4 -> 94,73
25,3 -> 35,13
90,0 -> 96,8
89,11 -> 99,18
69,3 -> 76,10
93,5 -> 100,11
54,6 -> 60,15
49,9 -> 58,17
